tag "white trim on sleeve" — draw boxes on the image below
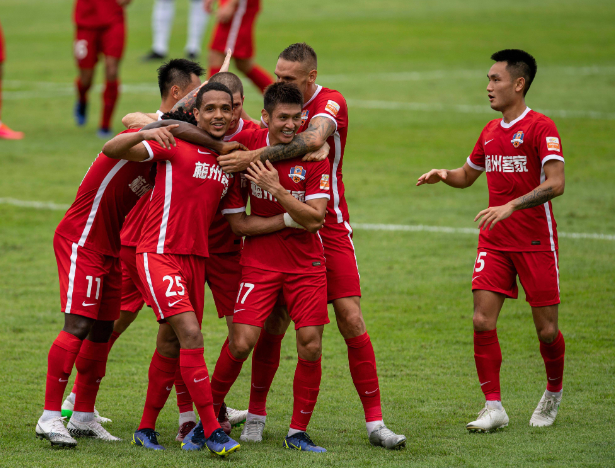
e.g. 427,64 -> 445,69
156,110 -> 164,121
466,156 -> 485,171
221,207 -> 246,215
142,141 -> 155,162
305,193 -> 331,201
542,155 -> 565,166
312,113 -> 338,131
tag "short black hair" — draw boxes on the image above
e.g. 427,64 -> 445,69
161,109 -> 196,126
157,59 -> 205,98
208,72 -> 244,98
195,82 -> 234,110
263,82 -> 304,115
491,49 -> 537,96
278,42 -> 317,71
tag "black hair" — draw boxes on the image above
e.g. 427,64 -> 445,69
161,109 -> 196,126
208,72 -> 244,98
491,49 -> 537,96
278,42 -> 317,70
195,82 -> 234,110
263,82 -> 304,115
157,59 -> 205,98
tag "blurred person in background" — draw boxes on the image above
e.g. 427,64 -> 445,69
0,21 -> 24,139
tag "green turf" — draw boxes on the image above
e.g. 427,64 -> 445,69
1,0 -> 614,466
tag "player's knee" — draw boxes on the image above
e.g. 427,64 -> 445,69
87,320 -> 115,343
229,338 -> 253,360
335,307 -> 365,337
63,314 -> 94,340
180,329 -> 204,349
472,309 -> 496,331
299,340 -> 322,361
537,325 -> 558,344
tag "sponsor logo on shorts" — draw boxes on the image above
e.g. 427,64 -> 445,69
289,166 -> 306,183
168,299 -> 184,307
511,130 -> 524,148
320,174 -> 330,190
82,301 -> 97,307
234,309 -> 245,314
472,276 -> 480,282
325,100 -> 340,117
312,262 -> 321,267
531,240 -> 541,245
546,137 -> 560,151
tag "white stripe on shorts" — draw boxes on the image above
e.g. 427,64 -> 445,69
65,242 -> 79,314
143,253 -> 164,319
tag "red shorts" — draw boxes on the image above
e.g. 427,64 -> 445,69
210,3 -> 258,59
74,22 -> 125,69
137,252 -> 206,325
206,252 -> 242,319
471,248 -> 560,307
54,233 -> 121,321
0,23 -> 5,63
320,221 -> 362,302
233,266 -> 329,330
120,246 -> 150,314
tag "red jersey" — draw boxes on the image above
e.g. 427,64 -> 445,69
120,192 -> 150,247
74,0 -> 124,28
467,108 -> 564,252
55,130 -> 155,257
229,128 -> 331,274
137,138 -> 244,258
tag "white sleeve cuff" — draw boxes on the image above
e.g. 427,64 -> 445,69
542,155 -> 565,166
260,115 -> 269,128
312,113 -> 338,131
221,207 -> 246,215
466,156 -> 485,171
142,141 -> 154,162
305,193 -> 331,201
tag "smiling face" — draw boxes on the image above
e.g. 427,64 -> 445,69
486,61 -> 526,112
274,59 -> 317,103
192,90 -> 233,139
263,103 -> 302,146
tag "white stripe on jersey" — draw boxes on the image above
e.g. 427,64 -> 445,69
224,0 -> 248,53
143,253 -> 164,319
332,131 -> 343,223
157,161 -> 173,254
65,242 -> 80,314
304,85 -> 322,108
224,118 -> 245,142
78,159 -> 128,247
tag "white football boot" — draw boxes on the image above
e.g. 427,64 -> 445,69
227,407 -> 248,427
67,418 -> 121,441
36,416 -> 77,447
530,390 -> 562,427
368,425 -> 407,449
466,403 -> 509,432
61,396 -> 112,424
239,419 -> 265,442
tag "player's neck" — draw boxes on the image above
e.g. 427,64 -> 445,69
303,83 -> 319,106
501,99 -> 528,124
225,119 -> 240,136
159,99 -> 175,114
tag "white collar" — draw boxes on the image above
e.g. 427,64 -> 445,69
156,109 -> 164,121
304,85 -> 322,108
223,118 -> 244,142
266,132 -> 270,146
500,107 -> 531,129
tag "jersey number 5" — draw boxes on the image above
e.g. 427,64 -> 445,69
475,252 -> 487,272
163,275 -> 185,297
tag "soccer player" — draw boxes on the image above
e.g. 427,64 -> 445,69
0,20 -> 24,139
73,0 -> 131,138
102,82 -> 289,455
144,0 -> 210,60
206,0 -> 274,93
217,43 -> 407,449
416,49 -> 566,432
207,82 -> 330,452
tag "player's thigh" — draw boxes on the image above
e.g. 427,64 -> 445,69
512,250 -> 561,308
472,290 -> 507,331
232,266 -> 283,329
208,48 -> 226,67
283,272 -> 329,331
321,221 -> 362,303
97,255 -> 122,322
230,10 -> 256,60
263,302 -> 291,335
101,21 -> 125,64
206,252 -> 242,319
471,248 -> 518,301
74,27 -> 100,69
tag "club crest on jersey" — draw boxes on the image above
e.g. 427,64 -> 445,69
289,166 -> 306,183
301,110 -> 309,125
511,131 -> 524,148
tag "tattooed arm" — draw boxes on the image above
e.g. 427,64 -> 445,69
475,160 -> 565,230
217,116 -> 336,173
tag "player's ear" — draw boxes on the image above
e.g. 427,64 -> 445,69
308,69 -> 317,85
193,106 -> 200,121
171,85 -> 181,100
261,109 -> 269,126
515,76 -> 526,94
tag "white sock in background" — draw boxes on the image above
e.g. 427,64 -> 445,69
186,0 -> 209,55
178,410 -> 196,426
152,0 -> 176,55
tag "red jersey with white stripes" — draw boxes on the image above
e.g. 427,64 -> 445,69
136,138 -> 244,258
55,130 -> 155,257
229,128 -> 330,274
120,192 -> 151,247
467,108 -> 564,252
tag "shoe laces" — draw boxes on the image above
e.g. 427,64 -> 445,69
290,431 -> 316,447
140,428 -> 161,445
178,421 -> 197,439
50,417 -> 70,434
375,425 -> 397,440
209,428 -> 231,444
539,397 -> 556,416
190,422 -> 205,444
244,420 -> 264,437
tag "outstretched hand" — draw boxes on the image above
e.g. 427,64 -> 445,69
416,169 -> 448,186
218,150 -> 257,173
140,125 -> 179,150
220,49 -> 232,73
245,160 -> 281,194
474,204 -> 514,230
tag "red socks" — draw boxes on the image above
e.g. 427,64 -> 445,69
174,365 -> 194,413
139,350 -> 177,430
249,330 -> 284,416
101,80 -> 119,130
540,331 -> 565,392
44,331 -> 82,411
345,332 -> 383,422
208,66 -> 221,78
290,357 -> 321,431
76,77 -> 91,105
474,329 -> 502,401
73,340 -> 110,413
246,65 -> 274,93
210,341 -> 246,417
179,348 -> 220,437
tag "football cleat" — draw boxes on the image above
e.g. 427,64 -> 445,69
61,397 -> 111,424
74,102 -> 87,126
530,390 -> 562,427
0,122 -> 24,140
67,418 -> 121,441
239,420 -> 265,442
132,428 -> 165,450
217,402 -> 232,435
466,403 -> 509,433
36,416 -> 77,447
142,50 -> 166,61
283,432 -> 326,453
181,421 -> 205,451
368,425 -> 407,449
176,420 -> 197,442
227,407 -> 248,427
206,428 -> 241,457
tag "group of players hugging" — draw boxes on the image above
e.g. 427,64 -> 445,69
35,39 -> 567,456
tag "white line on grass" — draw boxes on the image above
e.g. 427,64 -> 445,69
1,198 -> 613,241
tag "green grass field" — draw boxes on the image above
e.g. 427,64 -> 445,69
1,0 -> 614,466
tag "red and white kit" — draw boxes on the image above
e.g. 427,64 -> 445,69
73,0 -> 126,69
229,128 -> 331,329
135,138 -> 244,324
210,0 -> 260,60
467,107 -> 564,306
0,22 -> 5,63
54,129 -> 154,321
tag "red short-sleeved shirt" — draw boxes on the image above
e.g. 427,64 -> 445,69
120,191 -> 151,247
467,108 -> 564,252
55,129 -> 155,257
137,138 -> 244,258
228,128 -> 331,274
74,0 -> 125,28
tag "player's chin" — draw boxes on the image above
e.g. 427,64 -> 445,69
209,123 -> 228,138
279,130 -> 296,144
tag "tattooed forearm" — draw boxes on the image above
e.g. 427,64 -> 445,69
513,187 -> 555,210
